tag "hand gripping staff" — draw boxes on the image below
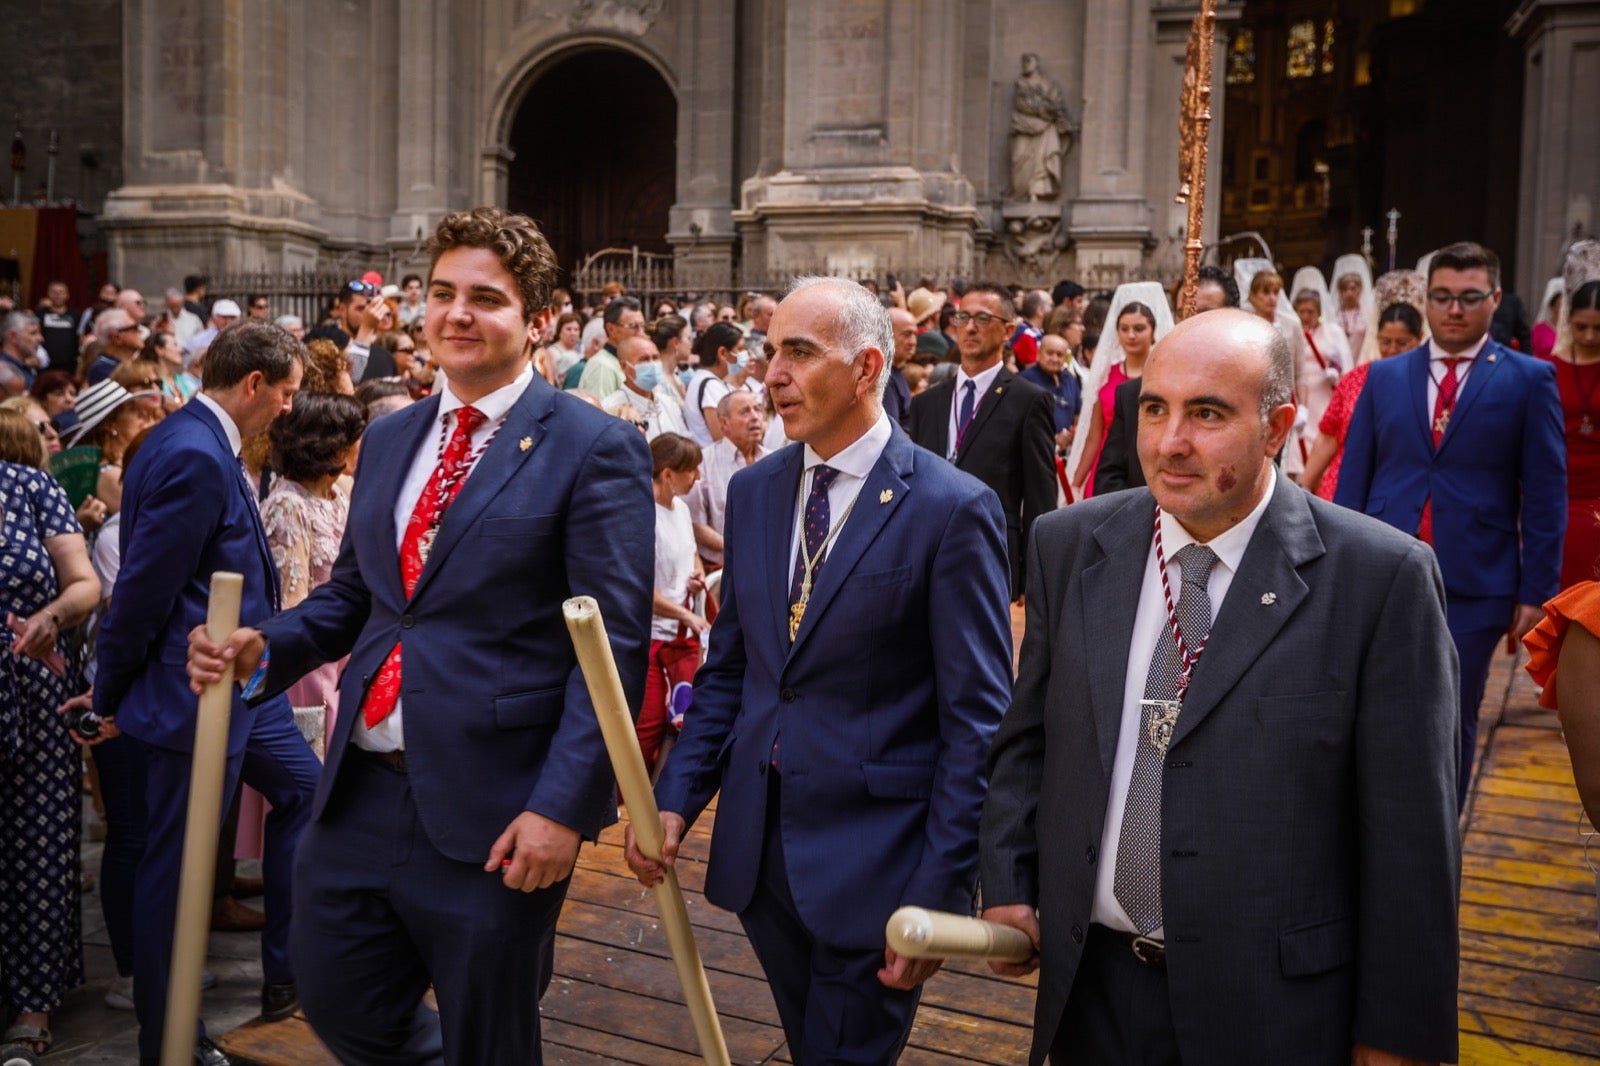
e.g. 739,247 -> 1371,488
563,596 -> 731,1066
163,573 -> 242,1066
885,906 -> 1035,963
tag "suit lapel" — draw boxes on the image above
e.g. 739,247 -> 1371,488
1168,478 -> 1324,750
405,383 -> 553,605
1410,346 -> 1433,451
1082,493 -> 1156,775
921,380 -> 953,458
1436,341 -> 1505,457
764,445 -> 806,648
365,397 -> 439,605
187,403 -> 281,607
786,430 -> 913,660
956,368 -> 1013,464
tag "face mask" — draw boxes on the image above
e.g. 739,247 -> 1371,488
634,362 -> 662,391
730,350 -> 749,373
676,367 -> 695,387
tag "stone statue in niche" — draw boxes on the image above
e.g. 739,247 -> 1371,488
1009,54 -> 1078,202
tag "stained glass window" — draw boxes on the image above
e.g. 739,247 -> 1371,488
1286,20 -> 1317,79
1321,19 -> 1336,74
1227,29 -> 1256,85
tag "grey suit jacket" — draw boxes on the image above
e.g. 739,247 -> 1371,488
981,478 -> 1460,1066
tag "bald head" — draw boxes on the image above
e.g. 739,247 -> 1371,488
1152,309 -> 1292,421
888,307 -> 918,367
617,335 -> 658,366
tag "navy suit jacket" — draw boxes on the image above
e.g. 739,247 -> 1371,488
654,426 -> 1015,949
96,400 -> 288,755
256,377 -> 655,864
1334,339 -> 1565,608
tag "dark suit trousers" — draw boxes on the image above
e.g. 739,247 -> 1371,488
738,774 -> 922,1066
291,751 -> 568,1066
1049,926 -> 1179,1066
134,707 -> 317,1059
1448,594 -> 1513,808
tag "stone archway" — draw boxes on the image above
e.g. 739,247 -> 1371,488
505,47 -> 678,280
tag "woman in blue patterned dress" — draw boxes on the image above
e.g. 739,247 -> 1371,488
0,410 -> 104,1057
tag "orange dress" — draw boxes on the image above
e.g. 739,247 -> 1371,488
1524,581 -> 1600,710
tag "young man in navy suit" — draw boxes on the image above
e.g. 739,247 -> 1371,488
626,277 -> 1015,1064
93,320 -> 317,1066
1336,241 -> 1565,805
190,208 -> 655,1064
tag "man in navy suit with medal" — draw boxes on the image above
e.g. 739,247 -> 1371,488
190,208 -> 654,1064
626,277 -> 1015,1065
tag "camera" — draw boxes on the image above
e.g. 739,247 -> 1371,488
65,704 -> 103,740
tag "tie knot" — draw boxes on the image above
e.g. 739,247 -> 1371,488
811,464 -> 840,491
963,380 -> 976,395
454,405 -> 486,436
1172,543 -> 1218,586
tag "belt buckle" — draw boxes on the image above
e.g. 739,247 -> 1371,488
1130,934 -> 1166,966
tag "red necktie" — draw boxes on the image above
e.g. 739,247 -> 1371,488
362,405 -> 486,728
1417,359 -> 1463,545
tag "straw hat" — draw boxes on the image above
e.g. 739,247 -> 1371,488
62,379 -> 159,447
906,287 -> 947,325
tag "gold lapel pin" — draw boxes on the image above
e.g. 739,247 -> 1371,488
1487,354 -> 1497,362
1260,592 -> 1277,606
519,436 -> 532,452
879,489 -> 893,504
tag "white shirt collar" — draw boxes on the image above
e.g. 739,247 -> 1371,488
194,391 -> 243,457
802,411 -> 893,480
436,363 -> 534,426
1428,333 -> 1490,364
1156,464 -> 1278,576
955,360 -> 1004,398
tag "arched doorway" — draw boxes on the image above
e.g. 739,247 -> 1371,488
506,48 -> 677,280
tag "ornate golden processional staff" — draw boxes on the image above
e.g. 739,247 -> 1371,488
1175,0 -> 1218,321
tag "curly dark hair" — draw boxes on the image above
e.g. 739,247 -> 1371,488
426,207 -> 559,324
268,392 -> 367,484
301,338 -> 351,394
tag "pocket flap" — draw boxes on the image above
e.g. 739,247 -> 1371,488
482,513 -> 560,538
494,685 -> 565,729
1279,915 -> 1355,977
861,760 -> 936,799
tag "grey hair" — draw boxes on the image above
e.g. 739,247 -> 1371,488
1290,288 -> 1322,309
715,387 -> 759,419
1260,326 -> 1295,421
783,275 -> 892,399
2,310 -> 37,337
94,307 -> 129,344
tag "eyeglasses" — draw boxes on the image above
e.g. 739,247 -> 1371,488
345,280 -> 379,298
1426,290 -> 1494,310
616,321 -> 646,333
951,311 -> 1007,328
116,323 -> 142,332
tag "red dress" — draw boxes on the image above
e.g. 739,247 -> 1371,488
1544,354 -> 1600,588
1084,362 -> 1131,498
1315,362 -> 1372,502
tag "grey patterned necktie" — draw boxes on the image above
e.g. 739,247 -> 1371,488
1114,542 -> 1219,935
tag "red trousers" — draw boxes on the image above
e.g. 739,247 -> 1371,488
640,636 -> 700,774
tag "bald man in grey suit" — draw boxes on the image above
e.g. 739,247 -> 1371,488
980,310 -> 1460,1066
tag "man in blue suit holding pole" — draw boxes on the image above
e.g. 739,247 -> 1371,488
190,208 -> 654,1064
1336,240 -> 1565,806
626,276 -> 1015,1065
94,319 -> 318,1065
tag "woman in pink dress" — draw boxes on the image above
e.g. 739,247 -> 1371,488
1070,302 -> 1157,495
1301,302 -> 1423,500
237,394 -> 365,858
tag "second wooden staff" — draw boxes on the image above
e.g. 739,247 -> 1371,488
885,906 -> 1036,963
562,596 -> 731,1066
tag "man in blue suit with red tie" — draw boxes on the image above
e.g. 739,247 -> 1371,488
190,208 -> 654,1064
95,320 -> 319,1065
1336,241 -> 1565,806
626,277 -> 1015,1064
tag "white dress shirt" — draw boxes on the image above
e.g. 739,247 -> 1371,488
946,362 -> 1004,459
352,364 -> 535,753
1425,333 -> 1490,414
789,412 -> 892,568
193,391 -> 243,456
1091,466 -> 1279,936
689,437 -> 768,566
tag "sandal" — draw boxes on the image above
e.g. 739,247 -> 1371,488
2,1021 -> 52,1055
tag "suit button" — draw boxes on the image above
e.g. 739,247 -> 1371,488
1070,924 -> 1083,944
780,688 -> 796,703
401,615 -> 415,629
1085,845 -> 1097,865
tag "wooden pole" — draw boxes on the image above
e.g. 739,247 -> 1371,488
161,572 -> 242,1066
1175,0 -> 1219,320
562,596 -> 732,1066
884,906 -> 1036,963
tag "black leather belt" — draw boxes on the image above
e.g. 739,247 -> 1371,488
353,747 -> 408,773
1095,924 -> 1166,967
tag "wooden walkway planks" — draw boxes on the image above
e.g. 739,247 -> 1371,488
218,641 -> 1600,1065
